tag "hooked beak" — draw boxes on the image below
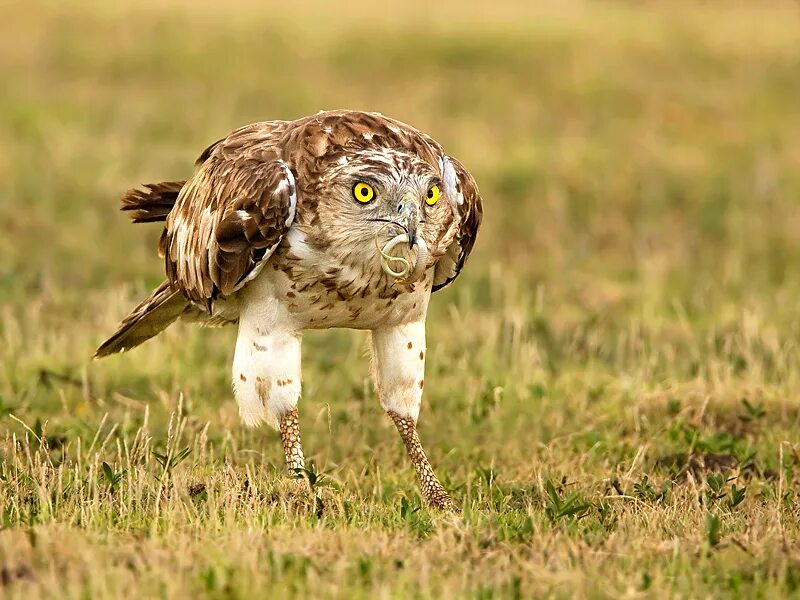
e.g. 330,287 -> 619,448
397,195 -> 419,248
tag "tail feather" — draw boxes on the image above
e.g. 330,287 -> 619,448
120,181 -> 185,223
94,281 -> 188,358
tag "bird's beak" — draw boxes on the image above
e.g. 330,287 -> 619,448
397,195 -> 419,248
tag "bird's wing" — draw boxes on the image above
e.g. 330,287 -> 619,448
433,155 -> 483,291
161,125 -> 296,307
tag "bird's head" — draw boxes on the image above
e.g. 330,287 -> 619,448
317,148 -> 451,255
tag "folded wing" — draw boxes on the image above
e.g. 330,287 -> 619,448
162,136 -> 297,308
433,155 -> 483,292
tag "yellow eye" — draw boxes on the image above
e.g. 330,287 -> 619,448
353,182 -> 375,203
426,184 -> 441,206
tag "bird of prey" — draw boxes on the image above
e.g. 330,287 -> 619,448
95,110 -> 482,510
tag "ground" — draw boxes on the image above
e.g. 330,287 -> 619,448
2,0 -> 800,597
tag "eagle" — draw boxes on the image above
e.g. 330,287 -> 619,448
95,110 -> 483,510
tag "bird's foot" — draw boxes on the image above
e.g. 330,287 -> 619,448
387,410 -> 460,513
426,491 -> 459,512
287,470 -> 312,490
423,481 -> 459,512
276,472 -> 313,509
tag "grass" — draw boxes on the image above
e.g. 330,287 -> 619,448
2,0 -> 800,597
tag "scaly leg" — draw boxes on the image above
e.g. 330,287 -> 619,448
279,407 -> 305,473
372,321 -> 457,511
388,410 -> 457,511
279,407 -> 310,495
231,303 -> 307,485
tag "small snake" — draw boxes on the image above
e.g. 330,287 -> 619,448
375,226 -> 429,284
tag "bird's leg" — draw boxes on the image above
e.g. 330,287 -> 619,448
371,321 -> 457,511
231,310 -> 307,488
279,407 -> 305,474
278,407 -> 311,495
387,410 -> 457,511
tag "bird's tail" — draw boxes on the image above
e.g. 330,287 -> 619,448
120,181 -> 186,223
94,280 -> 189,358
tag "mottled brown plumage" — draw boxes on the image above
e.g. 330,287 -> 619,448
120,181 -> 186,223
96,110 -> 483,509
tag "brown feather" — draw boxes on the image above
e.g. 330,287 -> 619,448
120,181 -> 186,223
164,123 -> 295,305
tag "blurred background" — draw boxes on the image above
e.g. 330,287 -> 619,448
4,0 -> 800,479
3,0 -> 800,467
2,1 -> 800,594
4,1 -> 799,305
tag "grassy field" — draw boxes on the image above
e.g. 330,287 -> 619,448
2,0 -> 800,597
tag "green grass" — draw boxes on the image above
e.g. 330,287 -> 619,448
3,0 -> 800,597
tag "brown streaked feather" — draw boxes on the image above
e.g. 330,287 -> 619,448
281,111 -> 444,198
120,181 -> 186,223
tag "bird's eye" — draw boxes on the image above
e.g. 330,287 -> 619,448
353,182 -> 375,203
426,184 -> 441,206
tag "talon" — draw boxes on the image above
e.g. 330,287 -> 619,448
430,497 -> 459,512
